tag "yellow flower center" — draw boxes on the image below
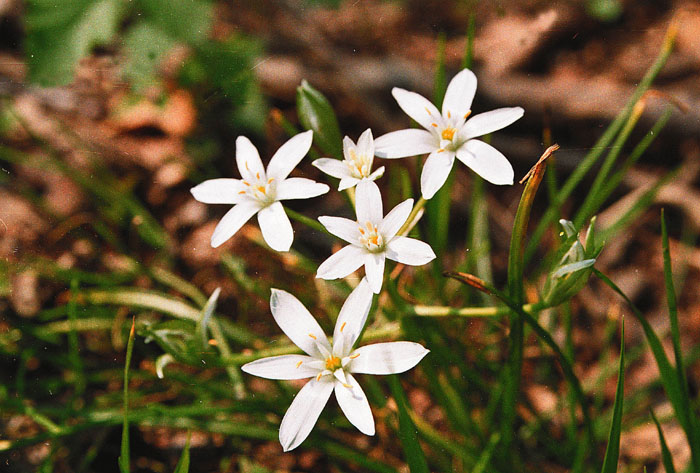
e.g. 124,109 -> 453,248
441,127 -> 456,141
239,173 -> 275,203
325,356 -> 342,371
358,221 -> 384,252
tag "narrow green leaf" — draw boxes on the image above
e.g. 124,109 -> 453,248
600,319 -> 624,473
594,269 -> 700,471
651,410 -> 677,473
462,13 -> 476,70
173,432 -> 191,473
524,27 -> 677,264
388,375 -> 430,473
502,145 -> 556,457
296,80 -> 343,158
118,319 -> 136,473
433,33 -> 447,108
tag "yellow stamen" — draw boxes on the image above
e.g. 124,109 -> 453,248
340,322 -> 347,333
308,333 -> 317,340
256,172 -> 260,179
425,107 -> 432,115
464,110 -> 472,119
267,177 -> 274,183
431,123 -> 438,127
349,353 -> 360,359
238,190 -> 246,194
343,383 -> 352,388
325,356 -> 342,371
437,148 -> 445,153
296,361 -> 303,368
447,111 -> 451,118
441,127 -> 455,141
316,372 -> 323,381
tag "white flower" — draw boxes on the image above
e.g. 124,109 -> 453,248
190,130 -> 329,252
312,128 -> 385,191
374,68 -> 524,199
241,278 -> 429,451
316,180 -> 435,294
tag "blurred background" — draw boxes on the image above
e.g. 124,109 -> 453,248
1,0 -> 700,472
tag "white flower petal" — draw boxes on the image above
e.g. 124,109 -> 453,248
210,201 -> 261,248
267,130 -> 313,181
258,202 -> 293,252
386,236 -> 436,266
236,136 -> 265,181
338,177 -> 360,191
313,158 -> 351,180
374,129 -> 436,159
364,252 -> 385,294
335,373 -> 375,435
317,245 -> 366,280
318,216 -> 360,245
333,278 -> 373,356
349,342 -> 429,375
391,87 -> 442,131
441,69 -> 477,120
342,136 -> 356,159
456,139 -> 514,185
270,288 -> 331,357
368,166 -> 385,181
356,128 -> 374,158
420,150 -> 455,199
190,178 -> 246,204
275,178 -> 329,201
355,180 -> 382,224
279,378 -> 334,451
460,107 -> 524,140
241,354 -> 321,380
378,199 -> 413,240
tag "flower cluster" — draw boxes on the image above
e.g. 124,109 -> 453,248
190,68 -> 522,450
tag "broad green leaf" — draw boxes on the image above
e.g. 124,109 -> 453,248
25,0 -> 124,86
296,80 -> 343,159
600,319 -> 624,473
137,0 -> 212,45
122,21 -> 176,91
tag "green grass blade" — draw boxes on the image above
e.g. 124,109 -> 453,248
594,269 -> 700,471
600,319 -> 624,473
296,79 -> 343,159
502,146 -> 554,457
651,410 -> 677,473
118,318 -> 136,473
524,26 -> 676,264
661,209 -> 700,468
387,375 -> 430,473
173,432 -> 191,473
574,97 -> 646,228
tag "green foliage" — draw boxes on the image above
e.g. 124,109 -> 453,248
388,375 -> 430,473
24,0 -> 124,86
180,36 -> 267,134
600,320 -> 624,473
24,0 -> 213,88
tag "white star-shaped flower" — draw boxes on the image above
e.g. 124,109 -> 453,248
374,68 -> 524,199
190,130 -> 329,252
312,128 -> 385,191
316,180 -> 436,294
241,278 -> 429,451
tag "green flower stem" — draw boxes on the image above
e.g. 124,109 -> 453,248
285,207 -> 329,235
398,197 -> 427,236
410,303 -> 537,317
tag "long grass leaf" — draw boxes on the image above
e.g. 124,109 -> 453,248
524,26 -> 677,264
173,432 -> 191,473
118,319 -> 135,473
388,375 -> 430,473
651,410 -> 677,473
600,319 -> 625,473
